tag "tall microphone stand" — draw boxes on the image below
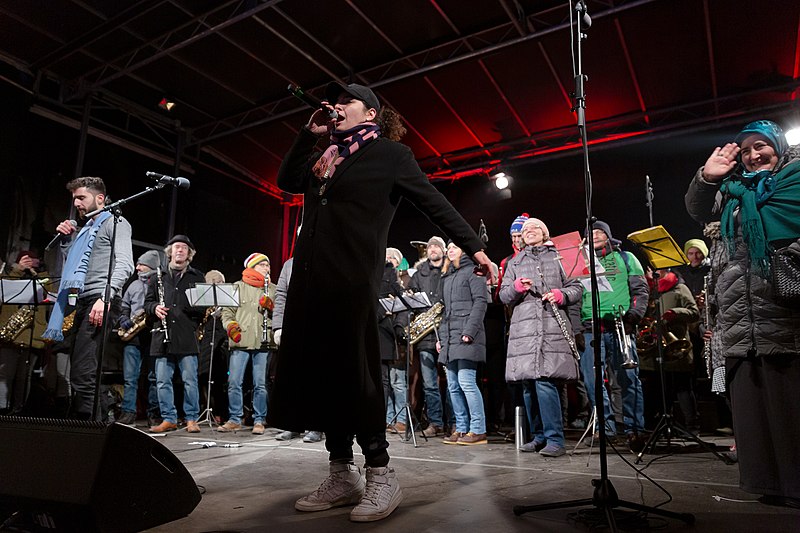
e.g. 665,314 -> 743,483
512,3 -> 693,529
89,181 -> 170,421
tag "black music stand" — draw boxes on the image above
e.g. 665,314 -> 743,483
628,226 -> 734,465
0,277 -> 52,413
380,291 -> 431,447
187,283 -> 239,429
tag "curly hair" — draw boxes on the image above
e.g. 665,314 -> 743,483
66,176 -> 106,195
377,107 -> 407,142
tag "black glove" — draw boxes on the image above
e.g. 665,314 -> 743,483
574,332 -> 586,353
118,315 -> 134,331
622,311 -> 639,335
394,325 -> 407,343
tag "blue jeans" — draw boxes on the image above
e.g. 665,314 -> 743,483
227,349 -> 270,424
155,355 -> 200,423
122,344 -> 158,415
580,331 -> 645,434
445,359 -> 486,434
523,379 -> 565,447
388,366 -> 407,424
419,350 -> 444,427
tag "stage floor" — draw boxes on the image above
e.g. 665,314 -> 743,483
144,424 -> 798,532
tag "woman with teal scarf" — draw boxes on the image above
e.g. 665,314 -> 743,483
685,120 -> 800,508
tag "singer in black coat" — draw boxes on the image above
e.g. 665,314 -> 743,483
270,126 -> 484,461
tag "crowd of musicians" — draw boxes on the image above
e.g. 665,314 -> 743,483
1,117 -> 799,514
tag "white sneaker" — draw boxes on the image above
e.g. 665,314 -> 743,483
349,466 -> 403,522
295,463 -> 365,512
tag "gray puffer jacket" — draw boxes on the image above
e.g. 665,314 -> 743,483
499,245 -> 583,381
684,145 -> 800,358
437,256 -> 488,364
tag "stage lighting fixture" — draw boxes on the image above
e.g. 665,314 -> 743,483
158,98 -> 176,111
786,127 -> 800,146
492,172 -> 510,190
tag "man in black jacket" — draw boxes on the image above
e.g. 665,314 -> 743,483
407,236 -> 446,436
145,235 -> 205,434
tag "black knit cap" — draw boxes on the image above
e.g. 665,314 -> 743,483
167,234 -> 195,251
325,82 -> 381,112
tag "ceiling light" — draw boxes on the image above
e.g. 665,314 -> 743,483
158,98 -> 175,111
492,172 -> 510,190
786,127 -> 800,146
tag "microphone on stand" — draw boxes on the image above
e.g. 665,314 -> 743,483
145,172 -> 191,190
287,84 -> 342,120
44,220 -> 78,251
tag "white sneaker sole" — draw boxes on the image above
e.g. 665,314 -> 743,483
349,487 -> 404,522
294,482 -> 365,512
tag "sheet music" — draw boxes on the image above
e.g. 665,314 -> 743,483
0,279 -> 52,304
379,291 -> 431,314
186,283 -> 240,307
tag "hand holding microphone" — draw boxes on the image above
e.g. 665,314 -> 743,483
45,220 -> 78,251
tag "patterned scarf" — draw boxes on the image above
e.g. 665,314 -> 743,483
312,122 -> 381,190
43,211 -> 112,341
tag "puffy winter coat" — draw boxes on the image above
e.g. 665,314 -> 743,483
438,256 -> 488,364
221,280 -> 277,351
685,145 -> 800,358
499,245 -> 582,381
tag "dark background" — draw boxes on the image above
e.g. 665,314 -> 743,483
1,80 -> 747,279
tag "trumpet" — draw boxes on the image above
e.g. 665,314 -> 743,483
151,265 -> 170,344
614,306 -> 638,369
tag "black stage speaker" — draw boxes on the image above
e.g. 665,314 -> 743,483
0,416 -> 201,532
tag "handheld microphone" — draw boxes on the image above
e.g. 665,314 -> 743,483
45,220 -> 78,251
146,172 -> 191,190
287,84 -> 341,120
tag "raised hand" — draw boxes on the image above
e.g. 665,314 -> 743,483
702,143 -> 740,182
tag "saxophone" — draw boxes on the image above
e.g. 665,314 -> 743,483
406,301 -> 444,345
151,266 -> 170,344
0,306 -> 34,343
118,309 -> 148,342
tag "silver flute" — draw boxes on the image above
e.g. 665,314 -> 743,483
702,273 -> 712,378
536,265 -> 580,360
152,265 -> 170,344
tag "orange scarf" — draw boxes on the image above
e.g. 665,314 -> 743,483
242,268 -> 265,288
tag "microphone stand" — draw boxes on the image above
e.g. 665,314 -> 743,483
512,3 -> 694,529
89,182 -> 169,421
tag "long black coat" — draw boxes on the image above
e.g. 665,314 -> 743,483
270,128 -> 484,435
144,266 -> 205,356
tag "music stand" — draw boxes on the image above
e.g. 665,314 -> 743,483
0,278 -> 52,413
627,226 -> 733,465
187,283 -> 239,429
380,291 -> 431,447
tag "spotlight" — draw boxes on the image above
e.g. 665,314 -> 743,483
492,172 -> 510,190
158,98 -> 176,111
786,127 -> 800,146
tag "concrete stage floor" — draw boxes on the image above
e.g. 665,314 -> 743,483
145,425 -> 798,532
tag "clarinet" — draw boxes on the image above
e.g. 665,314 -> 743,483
536,265 -> 580,361
702,273 -> 712,379
152,265 -> 170,344
261,277 -> 269,345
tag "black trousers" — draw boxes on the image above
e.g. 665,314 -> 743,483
325,431 -> 390,468
728,355 -> 800,499
69,296 -> 120,419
